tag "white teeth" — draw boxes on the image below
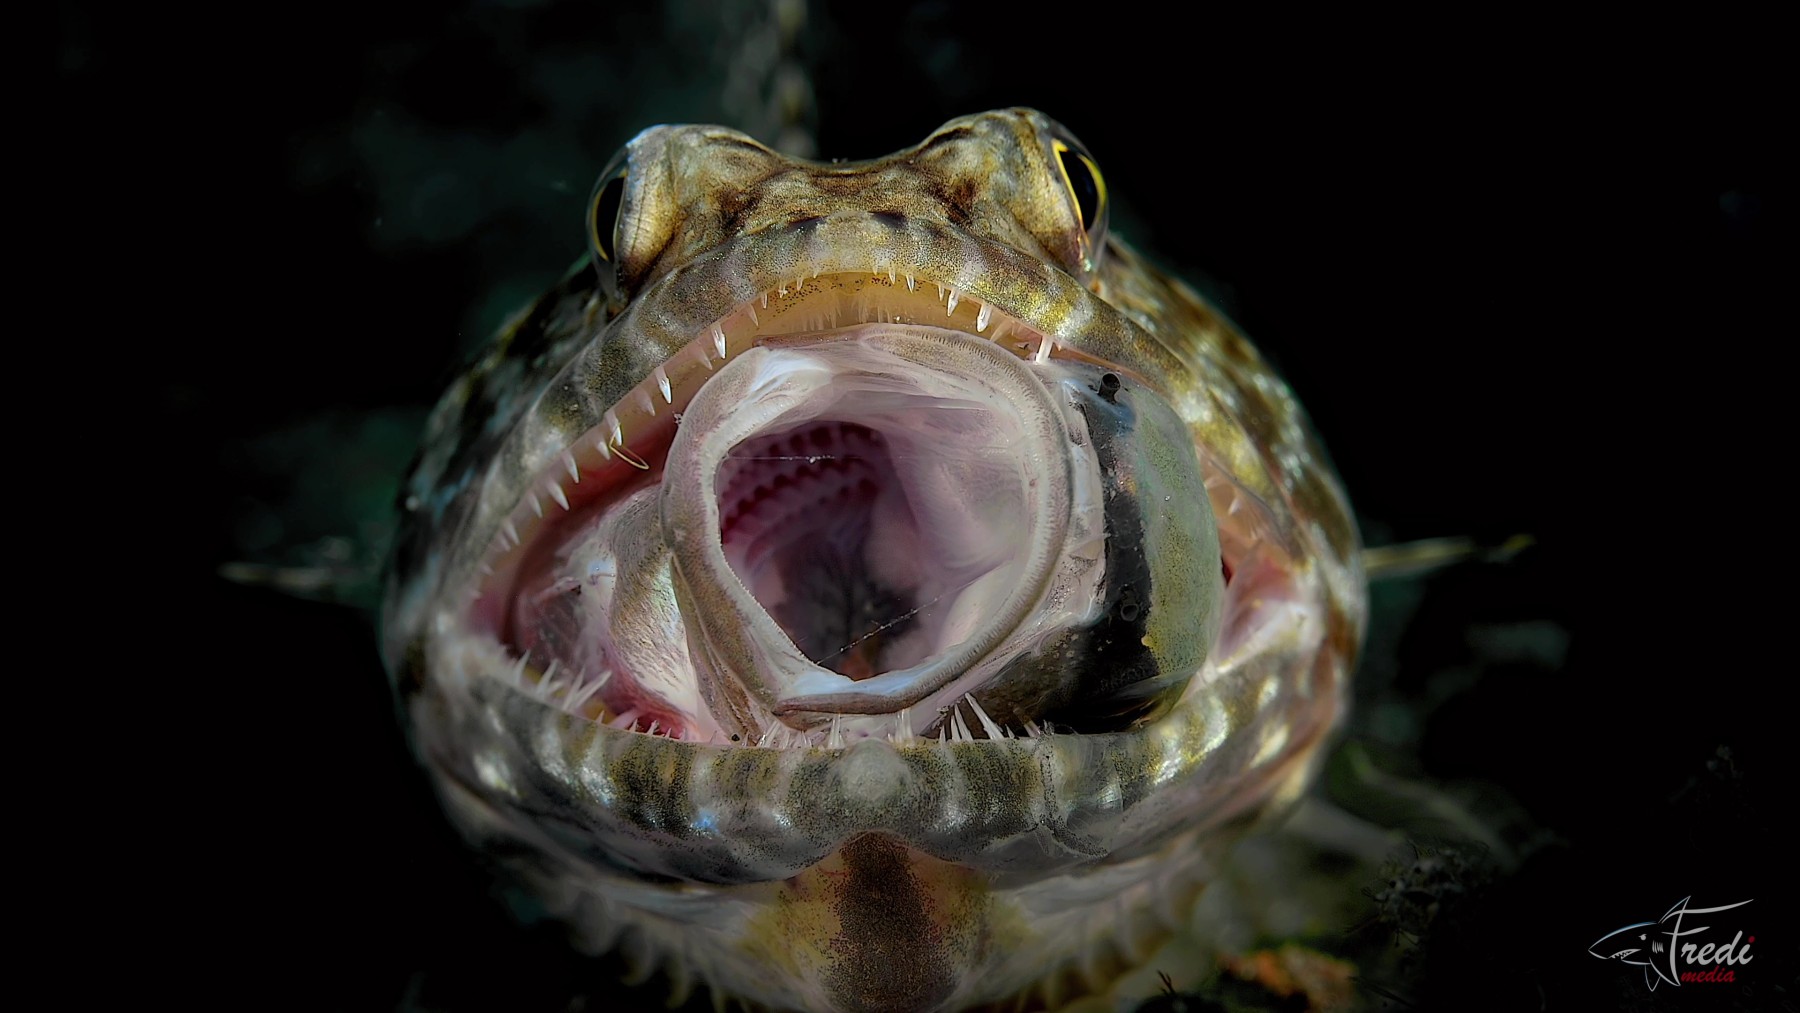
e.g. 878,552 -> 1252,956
594,438 -> 613,461
636,389 -> 656,415
610,709 -> 641,730
761,291 -> 769,308
528,494 -> 544,518
477,561 -> 494,576
548,481 -> 570,511
694,342 -> 714,371
904,272 -> 915,292
975,302 -> 992,332
757,723 -> 779,748
965,694 -> 1006,740
605,409 -> 623,447
946,288 -> 960,315
748,305 -> 759,325
647,720 -> 661,737
827,714 -> 843,749
894,707 -> 913,744
563,450 -> 580,484
655,365 -> 672,404
887,265 -> 896,285
712,325 -> 728,360
951,706 -> 972,743
502,519 -> 521,548
1034,336 -> 1055,364
565,671 -> 609,712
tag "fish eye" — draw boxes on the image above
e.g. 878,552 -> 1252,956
589,167 -> 627,265
1053,138 -> 1106,236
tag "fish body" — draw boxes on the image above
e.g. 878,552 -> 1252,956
382,109 -> 1364,1011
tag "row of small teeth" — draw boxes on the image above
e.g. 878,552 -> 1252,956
498,652 -> 1047,747
478,270 -> 1059,597
559,271 -> 1054,516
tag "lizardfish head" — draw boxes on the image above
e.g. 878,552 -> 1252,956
382,108 -> 1364,1012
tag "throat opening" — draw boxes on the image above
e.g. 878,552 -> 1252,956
718,421 -> 931,680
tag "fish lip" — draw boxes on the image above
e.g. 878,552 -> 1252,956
660,324 -> 1083,736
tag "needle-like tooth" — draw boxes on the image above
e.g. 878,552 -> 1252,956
895,707 -> 913,744
540,660 -> 561,699
605,409 -> 623,447
1034,336 -> 1055,364
636,389 -> 656,416
510,653 -> 529,685
965,694 -> 1006,740
951,707 -> 972,743
748,304 -> 759,325
694,342 -> 714,371
938,725 -> 947,744
647,720 -> 660,737
827,714 -> 843,749
904,272 -> 915,292
594,438 -> 613,461
654,365 -> 672,404
712,325 -> 728,360
757,722 -> 779,748
761,291 -> 769,308
610,709 -> 641,730
563,451 -> 580,484
946,288 -> 960,315
887,265 -> 896,285
477,561 -> 494,576
935,282 -> 943,300
615,444 -> 651,470
565,671 -> 609,712
778,282 -> 787,297
528,494 -> 543,518
548,481 -> 570,511
502,518 -> 521,547
975,302 -> 992,332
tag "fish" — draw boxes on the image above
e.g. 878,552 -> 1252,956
381,108 -> 1366,1012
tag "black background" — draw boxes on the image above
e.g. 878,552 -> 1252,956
75,2 -> 1787,1009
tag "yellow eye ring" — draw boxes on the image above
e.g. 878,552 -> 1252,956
589,168 -> 627,264
1052,139 -> 1106,235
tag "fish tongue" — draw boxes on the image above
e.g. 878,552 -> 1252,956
661,324 -> 1072,736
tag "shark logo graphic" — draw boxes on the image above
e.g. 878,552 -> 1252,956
1589,897 -> 1755,990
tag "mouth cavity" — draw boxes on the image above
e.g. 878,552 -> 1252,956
469,273 -> 1065,738
468,269 -> 1259,747
716,420 -> 929,681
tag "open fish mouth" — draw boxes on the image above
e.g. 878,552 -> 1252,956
456,267 -> 1255,748
415,253 -> 1331,882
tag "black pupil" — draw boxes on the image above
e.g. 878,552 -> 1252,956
1058,148 -> 1101,232
592,173 -> 625,262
